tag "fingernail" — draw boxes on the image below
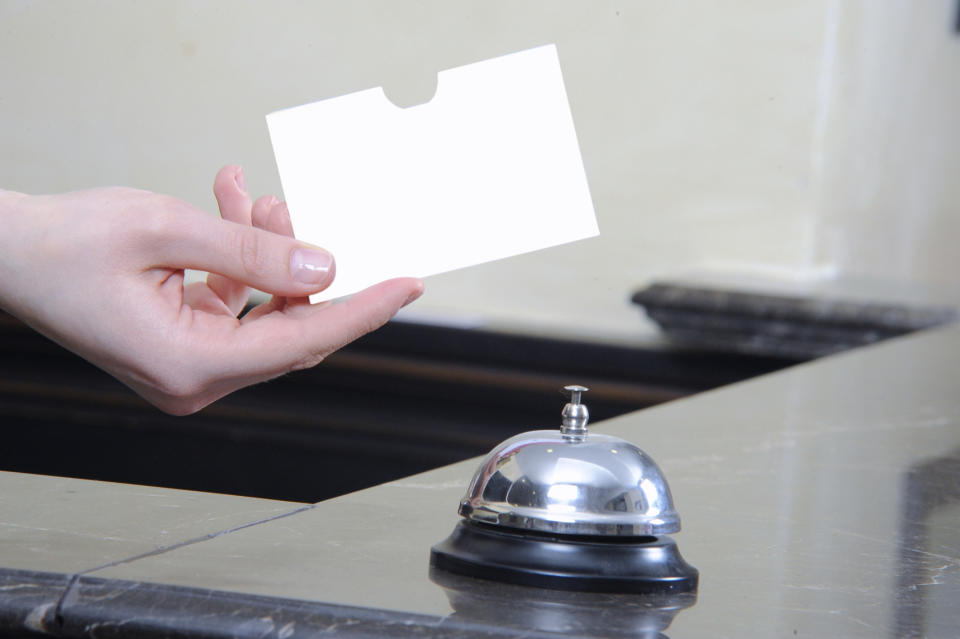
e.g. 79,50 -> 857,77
235,168 -> 247,193
403,282 -> 425,307
290,247 -> 333,284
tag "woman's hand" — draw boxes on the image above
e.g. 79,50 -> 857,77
0,166 -> 423,415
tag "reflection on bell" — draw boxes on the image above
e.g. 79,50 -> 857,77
430,385 -> 699,593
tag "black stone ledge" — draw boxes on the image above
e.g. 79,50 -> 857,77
632,282 -> 959,358
0,569 -> 559,639
0,569 -> 69,637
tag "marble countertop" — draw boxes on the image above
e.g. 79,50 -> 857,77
2,324 -> 959,638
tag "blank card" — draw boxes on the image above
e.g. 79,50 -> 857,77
266,44 -> 598,301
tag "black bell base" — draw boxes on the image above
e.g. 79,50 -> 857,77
430,521 -> 699,594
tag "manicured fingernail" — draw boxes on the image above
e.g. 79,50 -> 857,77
290,247 -> 333,284
235,168 -> 247,193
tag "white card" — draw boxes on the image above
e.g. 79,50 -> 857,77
266,44 -> 598,301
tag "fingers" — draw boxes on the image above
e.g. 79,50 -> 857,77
250,198 -> 314,313
305,277 -> 425,355
212,165 -> 252,225
231,277 -> 424,377
182,281 -> 234,315
206,166 -> 255,315
145,196 -> 336,298
254,198 -> 294,238
154,278 -> 423,414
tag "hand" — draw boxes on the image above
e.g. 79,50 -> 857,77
0,166 -> 424,415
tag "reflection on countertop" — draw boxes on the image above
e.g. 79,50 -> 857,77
895,447 -> 960,639
430,568 -> 697,638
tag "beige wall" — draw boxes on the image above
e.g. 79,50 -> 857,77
2,1 -> 957,342
814,0 -> 960,288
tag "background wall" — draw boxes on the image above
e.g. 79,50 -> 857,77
814,0 -> 960,289
1,0 -> 958,343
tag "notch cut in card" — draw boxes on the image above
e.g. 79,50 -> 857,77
266,44 -> 599,302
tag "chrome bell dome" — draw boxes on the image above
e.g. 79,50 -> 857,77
458,385 -> 681,537
431,385 -> 698,594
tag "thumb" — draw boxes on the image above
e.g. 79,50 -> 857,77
144,203 -> 337,297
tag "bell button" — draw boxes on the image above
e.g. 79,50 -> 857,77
560,384 -> 590,441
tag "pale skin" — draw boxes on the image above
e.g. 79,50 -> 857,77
0,166 -> 424,415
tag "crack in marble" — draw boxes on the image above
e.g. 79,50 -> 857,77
49,503 -> 319,633
75,504 -> 317,576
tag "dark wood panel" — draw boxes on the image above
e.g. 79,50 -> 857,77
0,312 -> 798,502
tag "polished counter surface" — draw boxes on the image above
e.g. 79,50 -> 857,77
2,324 -> 959,637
